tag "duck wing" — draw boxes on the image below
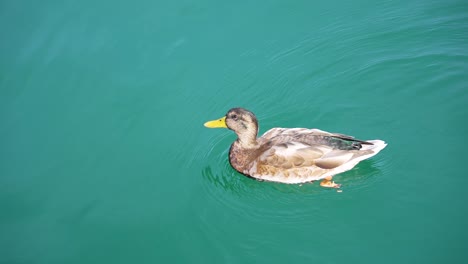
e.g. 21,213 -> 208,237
246,128 -> 384,183
260,128 -> 372,150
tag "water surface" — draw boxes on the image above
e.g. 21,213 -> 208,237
1,0 -> 467,263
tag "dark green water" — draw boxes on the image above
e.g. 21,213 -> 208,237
1,0 -> 468,263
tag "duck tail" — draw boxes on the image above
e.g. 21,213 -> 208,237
361,140 -> 387,154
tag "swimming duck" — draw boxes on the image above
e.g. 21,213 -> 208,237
204,108 -> 387,188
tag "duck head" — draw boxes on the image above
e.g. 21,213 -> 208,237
204,108 -> 259,148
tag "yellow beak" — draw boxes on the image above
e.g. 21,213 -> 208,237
204,116 -> 227,128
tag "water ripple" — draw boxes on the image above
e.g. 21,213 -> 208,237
199,130 -> 391,233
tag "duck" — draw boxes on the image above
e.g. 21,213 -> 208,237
204,108 -> 387,188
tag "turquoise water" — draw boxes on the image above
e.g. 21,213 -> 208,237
1,0 -> 468,263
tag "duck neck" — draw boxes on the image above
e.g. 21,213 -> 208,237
235,128 -> 258,149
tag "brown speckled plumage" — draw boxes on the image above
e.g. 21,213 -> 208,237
205,108 -> 387,184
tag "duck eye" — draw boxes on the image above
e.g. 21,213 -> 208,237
231,114 -> 238,120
